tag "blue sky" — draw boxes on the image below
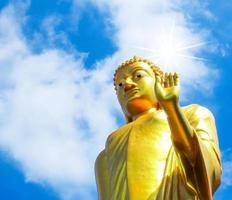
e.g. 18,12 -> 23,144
0,0 -> 231,200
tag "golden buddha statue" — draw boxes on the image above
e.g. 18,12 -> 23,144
95,56 -> 221,200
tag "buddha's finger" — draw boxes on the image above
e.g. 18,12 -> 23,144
164,73 -> 168,88
160,75 -> 164,87
155,73 -> 162,84
155,75 -> 165,95
174,72 -> 179,86
169,73 -> 174,87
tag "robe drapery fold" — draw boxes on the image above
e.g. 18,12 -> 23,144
95,104 -> 221,200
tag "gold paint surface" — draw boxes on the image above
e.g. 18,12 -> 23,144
95,56 -> 221,200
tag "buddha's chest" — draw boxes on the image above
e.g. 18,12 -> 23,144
126,118 -> 172,199
128,119 -> 172,161
107,116 -> 173,200
108,116 -> 172,171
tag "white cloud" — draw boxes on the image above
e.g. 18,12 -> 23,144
0,3 -> 119,199
40,14 -> 68,46
220,149 -> 232,188
88,0 -> 219,98
222,161 -> 232,187
0,1 -> 221,200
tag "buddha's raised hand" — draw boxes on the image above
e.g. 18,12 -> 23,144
155,72 -> 180,110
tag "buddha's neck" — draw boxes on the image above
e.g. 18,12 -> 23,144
132,107 -> 157,121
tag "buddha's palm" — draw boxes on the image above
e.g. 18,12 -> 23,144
155,72 -> 180,109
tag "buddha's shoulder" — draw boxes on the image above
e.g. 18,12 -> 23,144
107,122 -> 132,141
182,104 -> 214,119
95,150 -> 107,169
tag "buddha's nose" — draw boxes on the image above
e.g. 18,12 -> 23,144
124,82 -> 136,92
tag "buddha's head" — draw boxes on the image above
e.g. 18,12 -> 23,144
114,56 -> 163,122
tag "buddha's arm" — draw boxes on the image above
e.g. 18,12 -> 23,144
95,150 -> 110,200
187,105 -> 221,193
164,103 -> 197,164
155,73 -> 221,197
168,104 -> 221,197
155,73 -> 197,163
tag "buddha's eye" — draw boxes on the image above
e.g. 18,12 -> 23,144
116,80 -> 124,90
134,71 -> 146,80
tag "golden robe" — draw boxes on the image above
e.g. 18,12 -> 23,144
95,104 -> 221,200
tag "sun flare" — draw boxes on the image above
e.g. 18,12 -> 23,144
126,20 -> 210,68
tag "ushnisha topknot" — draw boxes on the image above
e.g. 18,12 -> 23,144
113,55 -> 163,90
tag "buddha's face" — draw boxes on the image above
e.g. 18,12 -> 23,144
115,62 -> 157,119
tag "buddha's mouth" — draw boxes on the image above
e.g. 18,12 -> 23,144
125,88 -> 140,98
